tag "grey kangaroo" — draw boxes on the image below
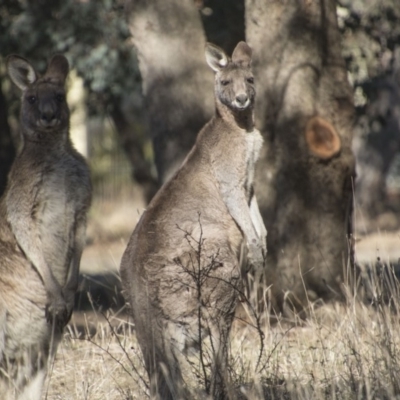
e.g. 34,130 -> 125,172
0,54 -> 92,400
120,41 -> 266,399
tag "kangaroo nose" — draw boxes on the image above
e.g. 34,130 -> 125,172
236,94 -> 248,106
41,111 -> 55,122
40,103 -> 56,124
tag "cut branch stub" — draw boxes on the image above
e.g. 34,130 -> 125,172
305,116 -> 341,160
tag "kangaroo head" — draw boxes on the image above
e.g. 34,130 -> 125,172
7,54 -> 70,136
205,41 -> 255,112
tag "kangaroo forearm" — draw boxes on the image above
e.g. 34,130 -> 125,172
28,251 -> 63,296
41,268 -> 64,297
249,195 -> 267,240
225,195 -> 259,245
64,223 -> 86,292
64,251 -> 82,293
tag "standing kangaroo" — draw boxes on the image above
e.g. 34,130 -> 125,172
120,41 -> 266,399
0,55 -> 92,400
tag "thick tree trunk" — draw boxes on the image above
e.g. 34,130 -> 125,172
246,0 -> 356,315
0,75 -> 15,196
125,0 -> 214,184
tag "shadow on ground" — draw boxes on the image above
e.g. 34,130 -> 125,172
74,272 -> 125,312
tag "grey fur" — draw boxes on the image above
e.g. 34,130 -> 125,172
0,54 -> 92,400
120,41 -> 266,399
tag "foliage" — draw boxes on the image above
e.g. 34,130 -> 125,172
0,0 -> 141,114
339,0 -> 400,90
0,0 -> 150,195
338,0 -> 400,222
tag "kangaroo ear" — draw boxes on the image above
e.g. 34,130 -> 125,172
6,55 -> 38,91
205,43 -> 228,72
232,41 -> 252,68
44,55 -> 69,84
305,117 -> 341,160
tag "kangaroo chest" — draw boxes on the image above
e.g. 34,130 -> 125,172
8,150 -> 89,284
40,155 -> 89,276
34,153 -> 83,211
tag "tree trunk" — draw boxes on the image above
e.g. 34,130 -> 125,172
0,75 -> 15,196
109,97 -> 158,202
125,0 -> 214,184
353,73 -> 400,229
246,0 -> 356,315
199,0 -> 245,55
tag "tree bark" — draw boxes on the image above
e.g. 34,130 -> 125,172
125,0 -> 214,184
246,0 -> 356,315
199,0 -> 245,55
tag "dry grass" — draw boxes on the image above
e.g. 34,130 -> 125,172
41,189 -> 400,399
42,287 -> 400,400
44,311 -> 148,400
230,295 -> 400,399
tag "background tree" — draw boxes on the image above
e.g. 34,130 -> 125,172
199,0 -> 245,55
0,0 -> 20,196
246,0 -> 356,314
339,0 -> 400,229
0,76 -> 14,196
0,0 -> 156,197
2,0 -> 399,316
125,0 -> 215,184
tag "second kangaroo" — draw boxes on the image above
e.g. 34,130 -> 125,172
0,55 -> 92,400
120,41 -> 266,399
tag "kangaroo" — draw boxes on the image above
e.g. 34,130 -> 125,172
0,54 -> 92,400
120,41 -> 266,399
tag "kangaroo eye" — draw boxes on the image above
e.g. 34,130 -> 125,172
247,77 -> 254,84
27,96 -> 36,104
56,94 -> 65,102
221,80 -> 231,86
